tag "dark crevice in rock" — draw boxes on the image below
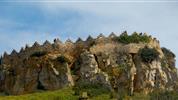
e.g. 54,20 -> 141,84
130,53 -> 137,94
0,58 -> 2,65
37,80 -> 45,90
36,66 -> 45,90
131,54 -> 137,69
93,54 -> 99,68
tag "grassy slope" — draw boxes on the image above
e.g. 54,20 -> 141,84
0,88 -> 78,100
3,88 -> 177,100
0,88 -> 112,100
0,88 -> 152,100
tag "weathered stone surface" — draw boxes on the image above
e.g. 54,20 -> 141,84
0,54 -> 74,95
76,50 -> 111,89
0,33 -> 177,96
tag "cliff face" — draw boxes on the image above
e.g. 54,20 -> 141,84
0,32 -> 177,96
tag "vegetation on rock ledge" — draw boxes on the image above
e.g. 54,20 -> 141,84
116,32 -> 151,44
139,47 -> 159,63
56,55 -> 70,63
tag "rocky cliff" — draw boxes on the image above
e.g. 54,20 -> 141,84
0,32 -> 177,97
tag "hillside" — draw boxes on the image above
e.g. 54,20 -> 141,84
0,32 -> 177,99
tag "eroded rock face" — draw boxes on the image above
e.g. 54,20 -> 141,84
85,41 -> 177,96
0,55 -> 74,95
0,33 -> 177,96
76,50 -> 111,89
134,56 -> 168,94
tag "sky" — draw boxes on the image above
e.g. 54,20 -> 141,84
0,0 -> 178,66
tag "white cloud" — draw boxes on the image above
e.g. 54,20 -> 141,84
0,1 -> 178,66
38,2 -> 178,67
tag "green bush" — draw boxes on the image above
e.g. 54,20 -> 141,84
71,61 -> 80,75
149,90 -> 178,100
57,55 -> 70,63
139,47 -> 159,63
116,32 -> 150,44
73,82 -> 110,97
30,51 -> 47,57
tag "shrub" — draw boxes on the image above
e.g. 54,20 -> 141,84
73,82 -> 110,97
117,32 -> 130,44
139,47 -> 159,63
57,55 -> 70,63
30,51 -> 47,57
149,90 -> 178,100
71,61 -> 80,75
108,64 -> 126,77
116,32 -> 150,44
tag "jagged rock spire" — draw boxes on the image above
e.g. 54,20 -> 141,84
97,33 -> 105,39
25,44 -> 30,49
149,35 -> 152,38
109,32 -> 117,38
20,47 -> 24,53
65,39 -> 73,44
86,35 -> 93,41
11,49 -> 18,55
54,38 -> 62,44
132,31 -> 138,35
139,33 -> 143,36
153,38 -> 157,41
3,51 -> 8,58
33,41 -> 40,47
43,40 -> 51,46
121,31 -> 128,35
143,33 -> 148,36
76,37 -> 83,43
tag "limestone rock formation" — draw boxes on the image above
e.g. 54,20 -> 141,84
0,53 -> 74,95
0,32 -> 177,96
75,50 -> 111,89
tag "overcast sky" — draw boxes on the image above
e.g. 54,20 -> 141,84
0,0 -> 178,66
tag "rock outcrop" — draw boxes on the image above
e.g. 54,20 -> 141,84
0,32 -> 177,96
75,50 -> 111,89
0,53 -> 74,95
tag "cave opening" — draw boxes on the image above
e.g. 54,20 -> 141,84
37,80 -> 46,90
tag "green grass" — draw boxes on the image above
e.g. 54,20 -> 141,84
0,88 -> 78,100
73,82 -> 110,97
0,88 -> 177,100
0,89 -> 149,100
91,94 -> 111,100
0,88 -> 111,100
